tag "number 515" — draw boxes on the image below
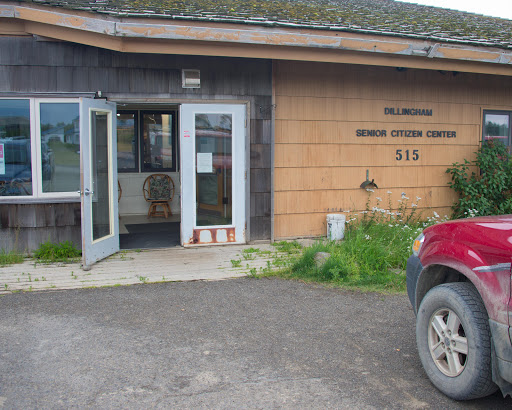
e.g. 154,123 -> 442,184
396,149 -> 419,161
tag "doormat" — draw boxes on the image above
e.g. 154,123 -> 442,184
124,222 -> 180,234
120,222 -> 180,249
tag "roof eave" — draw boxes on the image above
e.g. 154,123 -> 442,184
1,2 -> 512,75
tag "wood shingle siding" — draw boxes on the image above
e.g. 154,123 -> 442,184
0,203 -> 81,252
0,37 -> 272,250
273,60 -> 512,239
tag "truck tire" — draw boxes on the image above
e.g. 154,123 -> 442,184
416,282 -> 498,400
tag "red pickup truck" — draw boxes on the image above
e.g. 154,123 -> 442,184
406,215 -> 512,400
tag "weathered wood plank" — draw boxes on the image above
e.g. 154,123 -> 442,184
275,120 -> 480,146
250,169 -> 271,194
274,144 -> 478,168
275,96 -> 483,124
274,186 -> 456,215
250,216 -> 271,240
274,206 -> 453,239
250,119 -> 272,145
275,165 -> 461,191
250,192 -> 271,218
275,61 -> 512,105
250,144 -> 272,169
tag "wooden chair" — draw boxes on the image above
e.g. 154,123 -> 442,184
143,174 -> 175,218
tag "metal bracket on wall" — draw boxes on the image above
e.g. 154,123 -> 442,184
259,104 -> 276,114
360,169 -> 378,189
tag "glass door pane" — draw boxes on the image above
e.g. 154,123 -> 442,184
142,112 -> 175,171
80,97 -> 119,269
91,111 -> 111,241
195,113 -> 232,226
180,104 -> 246,246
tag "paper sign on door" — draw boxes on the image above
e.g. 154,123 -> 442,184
197,152 -> 213,173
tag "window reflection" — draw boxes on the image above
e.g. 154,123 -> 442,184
40,103 -> 80,193
0,100 -> 32,196
117,112 -> 137,171
195,113 -> 233,226
142,113 -> 174,171
484,113 -> 510,146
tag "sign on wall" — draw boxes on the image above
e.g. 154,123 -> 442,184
355,107 -> 458,162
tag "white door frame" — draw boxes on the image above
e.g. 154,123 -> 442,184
180,103 -> 247,246
80,98 -> 119,269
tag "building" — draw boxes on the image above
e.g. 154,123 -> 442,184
1,0 -> 511,266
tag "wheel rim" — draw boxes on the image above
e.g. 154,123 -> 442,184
427,308 -> 469,377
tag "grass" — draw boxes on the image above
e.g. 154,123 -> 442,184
0,249 -> 25,266
231,259 -> 242,268
267,192 -> 446,293
33,240 -> 81,263
276,223 -> 419,293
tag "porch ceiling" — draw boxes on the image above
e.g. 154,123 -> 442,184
1,2 -> 512,76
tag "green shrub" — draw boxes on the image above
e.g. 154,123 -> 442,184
33,240 -> 81,262
446,140 -> 512,219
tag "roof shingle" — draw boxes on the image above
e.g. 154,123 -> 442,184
16,0 -> 512,49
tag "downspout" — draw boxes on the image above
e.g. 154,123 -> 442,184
270,59 -> 276,243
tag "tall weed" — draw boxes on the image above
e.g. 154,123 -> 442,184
279,192 -> 445,292
0,249 -> 24,266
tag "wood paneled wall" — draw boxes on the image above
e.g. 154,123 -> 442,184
0,203 -> 81,252
274,61 -> 512,239
0,37 -> 272,251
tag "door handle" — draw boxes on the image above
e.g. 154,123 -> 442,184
77,189 -> 94,196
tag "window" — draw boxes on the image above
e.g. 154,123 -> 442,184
0,99 -> 32,196
0,98 -> 80,199
39,102 -> 80,193
117,110 -> 177,173
483,110 -> 511,148
117,111 -> 138,172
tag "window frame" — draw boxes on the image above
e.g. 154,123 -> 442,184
140,110 -> 178,173
0,97 -> 81,202
35,98 -> 81,199
116,110 -> 139,173
116,109 -> 178,174
482,110 -> 512,148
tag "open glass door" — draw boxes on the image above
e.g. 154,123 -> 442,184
180,104 -> 246,245
80,98 -> 119,269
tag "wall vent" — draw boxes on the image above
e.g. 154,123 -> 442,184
182,69 -> 201,88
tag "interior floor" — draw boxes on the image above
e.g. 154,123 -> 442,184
119,214 -> 181,250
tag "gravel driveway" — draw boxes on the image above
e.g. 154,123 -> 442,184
0,278 -> 509,409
